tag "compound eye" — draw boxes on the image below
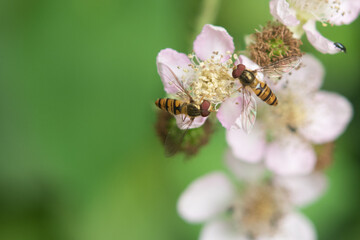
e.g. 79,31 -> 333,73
201,110 -> 210,117
200,100 -> 211,117
232,64 -> 245,78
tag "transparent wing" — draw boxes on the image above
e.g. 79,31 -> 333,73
256,56 -> 302,82
164,116 -> 194,157
157,62 -> 193,101
239,89 -> 257,134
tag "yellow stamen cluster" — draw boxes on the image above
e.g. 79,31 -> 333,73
186,52 -> 237,108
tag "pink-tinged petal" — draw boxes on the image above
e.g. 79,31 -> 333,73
200,219 -> 247,240
299,91 -> 353,144
177,172 -> 236,223
303,20 -> 342,54
269,0 -> 300,26
274,173 -> 328,207
225,150 -> 266,182
275,54 -> 324,93
156,48 -> 192,94
217,96 -> 243,130
258,212 -> 316,240
329,1 -> 360,25
265,136 -> 316,176
238,55 -> 260,71
226,124 -> 266,163
175,115 -> 207,129
193,24 -> 235,61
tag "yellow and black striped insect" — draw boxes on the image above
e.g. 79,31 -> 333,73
233,65 -> 278,106
155,98 -> 211,119
231,56 -> 302,133
155,63 -> 212,156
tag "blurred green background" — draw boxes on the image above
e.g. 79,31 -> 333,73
0,0 -> 359,239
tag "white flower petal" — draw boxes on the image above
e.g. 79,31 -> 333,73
175,115 -> 207,129
193,24 -> 235,61
217,96 -> 243,130
238,55 -> 261,71
226,125 -> 266,163
274,172 -> 328,207
200,219 -> 247,240
177,172 -> 236,223
303,20 -> 342,54
225,150 -> 266,182
269,0 -> 300,26
265,136 -> 316,176
258,212 -> 316,240
329,0 -> 360,25
275,54 -> 324,93
156,48 -> 192,94
299,91 -> 353,144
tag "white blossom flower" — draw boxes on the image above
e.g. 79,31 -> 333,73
157,24 -> 239,129
178,155 -> 327,240
269,0 -> 360,53
221,54 -> 352,176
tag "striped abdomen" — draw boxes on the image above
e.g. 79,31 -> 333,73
252,82 -> 278,106
155,98 -> 185,115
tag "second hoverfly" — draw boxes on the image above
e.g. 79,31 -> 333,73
155,63 -> 212,156
231,56 -> 302,133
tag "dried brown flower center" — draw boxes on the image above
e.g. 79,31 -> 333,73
248,22 -> 303,67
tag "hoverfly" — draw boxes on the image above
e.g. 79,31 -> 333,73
231,56 -> 302,133
155,63 -> 212,156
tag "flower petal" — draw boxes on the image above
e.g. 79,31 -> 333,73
175,115 -> 207,129
156,48 -> 192,94
274,54 -> 324,93
265,135 -> 316,176
217,96 -> 243,130
329,0 -> 360,25
193,24 -> 234,61
303,20 -> 342,54
200,219 -> 247,240
225,150 -> 266,182
258,212 -> 316,240
274,172 -> 328,207
226,124 -> 266,163
299,91 -> 352,144
269,0 -> 300,26
177,172 -> 236,223
238,55 -> 261,71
